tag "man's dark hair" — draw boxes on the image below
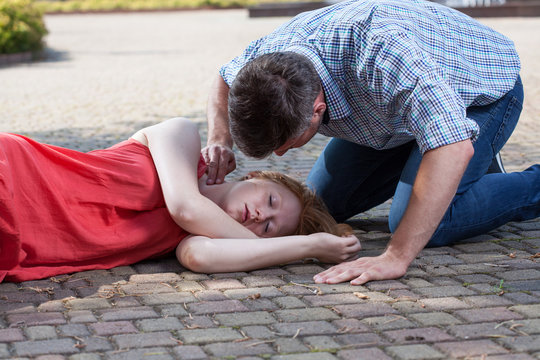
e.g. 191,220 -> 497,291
228,52 -> 321,158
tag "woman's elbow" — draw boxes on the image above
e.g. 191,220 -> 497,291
176,237 -> 214,273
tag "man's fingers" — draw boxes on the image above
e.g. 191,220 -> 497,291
350,272 -> 373,285
321,268 -> 365,284
203,145 -> 236,185
215,163 -> 228,184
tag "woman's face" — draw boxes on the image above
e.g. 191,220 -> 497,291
222,178 -> 302,238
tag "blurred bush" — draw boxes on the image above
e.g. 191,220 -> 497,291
0,0 -> 47,54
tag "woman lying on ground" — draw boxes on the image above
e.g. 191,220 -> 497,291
0,117 -> 360,282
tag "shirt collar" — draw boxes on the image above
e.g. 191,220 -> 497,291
285,45 -> 351,123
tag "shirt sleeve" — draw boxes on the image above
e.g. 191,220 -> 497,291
358,31 -> 479,154
219,38 -> 265,87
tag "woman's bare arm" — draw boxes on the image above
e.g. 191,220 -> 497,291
176,233 -> 362,273
132,117 -> 256,239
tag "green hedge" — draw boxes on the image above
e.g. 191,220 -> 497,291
0,0 -> 47,54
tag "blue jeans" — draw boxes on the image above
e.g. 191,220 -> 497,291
307,76 -> 540,246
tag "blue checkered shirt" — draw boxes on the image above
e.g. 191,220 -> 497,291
220,0 -> 520,153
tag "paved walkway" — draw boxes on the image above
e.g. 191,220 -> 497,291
0,10 -> 539,360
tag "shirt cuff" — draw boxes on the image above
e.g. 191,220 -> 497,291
417,116 -> 479,154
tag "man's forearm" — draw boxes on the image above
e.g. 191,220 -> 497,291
386,140 -> 474,265
207,74 -> 233,147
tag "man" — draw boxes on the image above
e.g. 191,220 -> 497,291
202,0 -> 540,285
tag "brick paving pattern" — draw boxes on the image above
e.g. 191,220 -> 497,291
0,9 -> 539,360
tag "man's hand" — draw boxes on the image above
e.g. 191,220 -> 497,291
313,251 -> 409,285
202,143 -> 236,184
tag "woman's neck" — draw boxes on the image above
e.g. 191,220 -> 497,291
198,175 -> 234,208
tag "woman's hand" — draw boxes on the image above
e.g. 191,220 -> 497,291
309,233 -> 362,263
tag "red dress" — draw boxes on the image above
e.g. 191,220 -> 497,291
0,134 -> 205,282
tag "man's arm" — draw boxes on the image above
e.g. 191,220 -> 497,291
314,139 -> 474,285
202,74 -> 236,185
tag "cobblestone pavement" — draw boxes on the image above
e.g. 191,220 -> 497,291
0,10 -> 539,360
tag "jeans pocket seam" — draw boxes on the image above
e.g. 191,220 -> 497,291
491,95 -> 518,154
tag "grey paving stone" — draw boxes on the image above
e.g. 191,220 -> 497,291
448,322 -> 515,339
334,332 -> 386,347
64,298 -> 111,310
499,335 -> 540,352
241,276 -> 287,287
0,344 -> 9,359
13,339 -> 77,357
243,297 -> 280,311
434,339 -> 509,358
113,331 -> 178,349
362,315 -> 417,331
187,300 -> 249,315
136,317 -> 184,332
273,338 -> 310,353
157,304 -> 189,318
223,286 -> 283,299
172,345 -> 208,360
419,297 -> 471,310
338,347 -> 392,360
301,336 -> 341,352
514,319 -> 540,335
192,290 -> 228,302
203,340 -> 275,357
454,307 -> 524,323
25,326 -> 57,340
461,294 -> 514,307
0,328 -> 25,342
413,285 -> 476,298
7,313 -> 66,327
214,311 -> 276,326
181,315 -> 217,330
177,328 -> 243,344
140,292 -> 197,305
241,325 -> 276,340
272,296 -> 307,309
58,324 -> 90,337
272,321 -> 337,337
78,336 -> 114,352
332,303 -> 397,318
383,327 -> 454,343
106,347 -> 173,360
274,308 -> 339,322
69,354 -> 102,360
98,306 -> 159,321
408,312 -> 462,326
385,344 -> 445,359
89,321 -> 137,336
271,351 -> 337,359
331,319 -> 371,333
302,293 -> 365,306
66,311 -> 97,324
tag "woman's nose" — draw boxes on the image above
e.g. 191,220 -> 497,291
253,209 -> 266,222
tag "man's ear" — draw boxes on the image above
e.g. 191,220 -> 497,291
312,91 -> 326,119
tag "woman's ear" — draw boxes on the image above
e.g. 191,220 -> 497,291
243,171 -> 262,180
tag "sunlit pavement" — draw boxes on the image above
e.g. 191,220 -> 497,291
0,10 -> 539,359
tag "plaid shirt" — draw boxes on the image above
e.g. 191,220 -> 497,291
220,0 -> 520,153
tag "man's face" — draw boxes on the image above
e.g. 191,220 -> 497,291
273,114 -> 322,157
